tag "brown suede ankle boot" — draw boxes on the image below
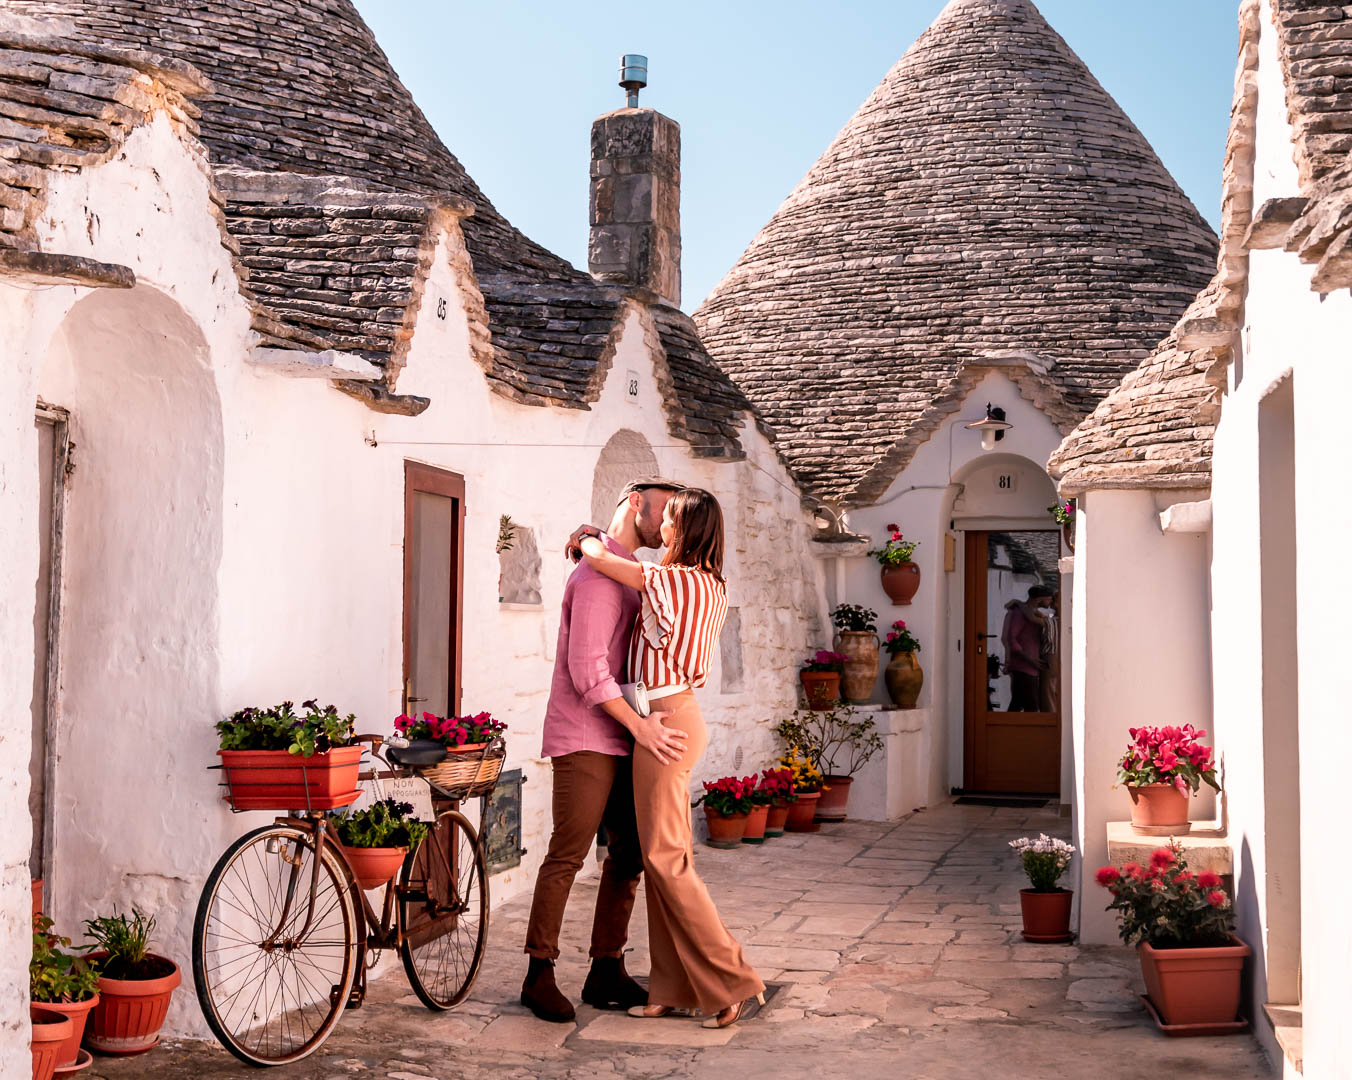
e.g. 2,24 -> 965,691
580,955 -> 648,1010
521,957 -> 575,1023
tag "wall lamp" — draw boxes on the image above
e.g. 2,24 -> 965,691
966,403 -> 1012,451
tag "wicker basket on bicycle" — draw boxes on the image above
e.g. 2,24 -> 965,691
415,737 -> 506,800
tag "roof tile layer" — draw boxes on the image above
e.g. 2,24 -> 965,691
694,0 -> 1217,505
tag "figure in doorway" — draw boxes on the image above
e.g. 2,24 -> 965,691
1001,584 -> 1055,711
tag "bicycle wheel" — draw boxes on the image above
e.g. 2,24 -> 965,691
399,807 -> 489,1009
193,822 -> 358,1066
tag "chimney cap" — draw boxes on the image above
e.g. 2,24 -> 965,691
619,54 -> 647,108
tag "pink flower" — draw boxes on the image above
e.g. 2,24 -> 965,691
887,632 -> 897,642
894,620 -> 907,630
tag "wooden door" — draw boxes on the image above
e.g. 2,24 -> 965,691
963,530 -> 1061,795
403,463 -> 465,718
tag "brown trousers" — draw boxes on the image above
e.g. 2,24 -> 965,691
524,750 -> 643,961
634,690 -> 764,1013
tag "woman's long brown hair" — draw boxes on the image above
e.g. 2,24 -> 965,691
661,488 -> 725,580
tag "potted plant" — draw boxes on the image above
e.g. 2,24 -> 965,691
1009,834 -> 1076,942
883,619 -> 923,708
30,915 -> 101,1069
799,651 -> 846,710
331,798 -> 430,889
80,907 -> 180,1056
1116,724 -> 1219,835
831,604 -> 880,703
778,750 -> 824,832
30,1007 -> 73,1080
759,767 -> 796,838
216,699 -> 360,811
1049,499 -> 1076,552
1096,845 -> 1250,1028
742,781 -> 773,845
394,710 -> 508,795
693,776 -> 756,848
776,705 -> 884,822
868,524 -> 920,606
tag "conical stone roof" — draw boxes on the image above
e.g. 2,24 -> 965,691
694,0 -> 1217,505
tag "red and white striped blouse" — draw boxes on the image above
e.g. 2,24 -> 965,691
628,563 -> 728,693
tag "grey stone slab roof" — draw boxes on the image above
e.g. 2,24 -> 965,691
693,0 -> 1217,506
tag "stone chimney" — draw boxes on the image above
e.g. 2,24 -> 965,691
588,108 -> 681,308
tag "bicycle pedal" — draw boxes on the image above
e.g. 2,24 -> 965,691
346,986 -> 366,1009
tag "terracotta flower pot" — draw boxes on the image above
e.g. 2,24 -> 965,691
342,845 -> 409,890
1138,935 -> 1251,1026
835,631 -> 880,703
84,953 -> 181,1056
741,804 -> 770,844
218,746 -> 362,811
33,995 -> 97,1068
786,790 -> 821,832
814,776 -> 854,822
1127,783 -> 1191,836
30,1007 -> 73,1080
31,878 -> 42,921
703,806 -> 749,849
885,650 -> 924,708
765,800 -> 791,837
1018,889 -> 1074,942
799,670 -> 841,709
880,562 -> 920,606
1062,521 -> 1075,553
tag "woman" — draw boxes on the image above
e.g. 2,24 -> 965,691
577,487 -> 765,1029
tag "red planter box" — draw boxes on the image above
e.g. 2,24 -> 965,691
218,746 -> 362,811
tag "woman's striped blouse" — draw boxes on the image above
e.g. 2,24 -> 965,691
628,563 -> 728,692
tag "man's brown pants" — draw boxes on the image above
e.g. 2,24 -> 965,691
524,751 -> 643,960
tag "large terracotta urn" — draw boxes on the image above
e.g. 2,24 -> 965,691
835,631 -> 880,703
880,562 -> 920,605
885,651 -> 924,708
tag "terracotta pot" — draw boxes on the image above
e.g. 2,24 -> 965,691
31,995 -> 96,1068
814,775 -> 854,822
30,1007 -> 73,1080
835,630 -> 880,703
742,804 -> 770,844
885,650 -> 924,708
1138,935 -> 1251,1026
765,800 -> 791,837
880,562 -> 920,606
799,670 -> 841,710
1018,889 -> 1074,942
786,790 -> 821,832
31,878 -> 42,921
1062,521 -> 1075,553
342,845 -> 409,890
218,746 -> 362,811
1127,783 -> 1192,835
84,953 -> 181,1056
703,806 -> 748,849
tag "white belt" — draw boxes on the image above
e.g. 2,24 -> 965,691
619,681 -> 690,716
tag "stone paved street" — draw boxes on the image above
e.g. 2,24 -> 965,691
93,802 -> 1273,1079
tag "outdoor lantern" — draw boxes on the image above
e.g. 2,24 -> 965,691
619,54 -> 648,108
966,403 -> 1012,451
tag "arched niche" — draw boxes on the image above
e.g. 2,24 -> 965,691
949,452 -> 1059,524
590,429 -> 659,528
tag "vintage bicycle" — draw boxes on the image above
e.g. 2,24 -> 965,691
191,734 -> 503,1067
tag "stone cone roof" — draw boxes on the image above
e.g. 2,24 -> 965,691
694,0 -> 1217,505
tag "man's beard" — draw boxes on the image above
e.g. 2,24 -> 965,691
636,508 -> 664,549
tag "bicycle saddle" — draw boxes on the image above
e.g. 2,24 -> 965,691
385,739 -> 448,766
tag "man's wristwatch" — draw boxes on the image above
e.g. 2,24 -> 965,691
579,526 -> 602,540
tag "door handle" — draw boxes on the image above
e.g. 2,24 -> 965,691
408,696 -> 428,703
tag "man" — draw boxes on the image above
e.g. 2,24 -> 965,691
1001,584 -> 1055,712
520,477 -> 689,1023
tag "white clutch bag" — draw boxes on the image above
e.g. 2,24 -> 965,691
619,681 -> 650,718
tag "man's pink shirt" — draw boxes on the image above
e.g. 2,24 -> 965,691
540,533 -> 640,758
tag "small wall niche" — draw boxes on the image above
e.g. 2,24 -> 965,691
498,520 -> 542,606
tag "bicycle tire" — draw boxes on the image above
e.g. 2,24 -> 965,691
193,821 -> 358,1067
399,807 -> 489,1010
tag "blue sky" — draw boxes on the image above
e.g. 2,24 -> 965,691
353,1 -> 1238,312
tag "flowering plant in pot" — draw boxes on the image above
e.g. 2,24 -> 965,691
394,710 -> 506,750
868,524 -> 920,605
215,699 -> 361,811
1048,500 -> 1076,551
799,650 -> 846,710
1116,724 -> 1219,835
758,767 -> 797,837
30,915 -> 100,1068
831,604 -> 880,703
775,705 -> 883,822
742,782 -> 774,845
331,798 -> 430,889
883,620 -> 923,708
80,907 -> 181,1056
1096,845 -> 1249,1028
777,749 -> 825,832
693,776 -> 757,848
1008,835 -> 1076,942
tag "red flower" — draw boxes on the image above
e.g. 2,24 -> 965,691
1207,890 -> 1227,908
1150,848 -> 1175,872
894,620 -> 907,630
1095,866 -> 1120,887
886,523 -> 899,532
891,531 -> 903,541
1196,870 -> 1222,889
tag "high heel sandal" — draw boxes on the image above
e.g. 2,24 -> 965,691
701,992 -> 765,1029
627,1004 -> 676,1019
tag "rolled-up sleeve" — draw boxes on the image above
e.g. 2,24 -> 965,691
568,576 -> 626,707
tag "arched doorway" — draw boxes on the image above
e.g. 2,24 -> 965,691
590,429 -> 659,527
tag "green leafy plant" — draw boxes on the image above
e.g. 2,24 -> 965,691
81,907 -> 174,980
1096,844 -> 1236,948
883,619 -> 921,655
32,916 -> 100,1003
497,514 -> 518,554
1009,835 -> 1075,892
775,705 -> 884,778
868,523 -> 919,566
1048,500 -> 1076,526
830,603 -> 877,633
332,798 -> 429,850
216,699 -> 356,756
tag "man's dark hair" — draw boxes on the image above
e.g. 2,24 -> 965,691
1028,584 -> 1055,600
617,476 -> 685,504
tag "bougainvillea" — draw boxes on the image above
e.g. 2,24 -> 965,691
1116,724 -> 1220,795
394,710 -> 506,748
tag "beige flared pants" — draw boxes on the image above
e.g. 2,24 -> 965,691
632,690 -> 765,1014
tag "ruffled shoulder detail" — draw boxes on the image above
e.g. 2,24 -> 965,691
639,563 -> 679,651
